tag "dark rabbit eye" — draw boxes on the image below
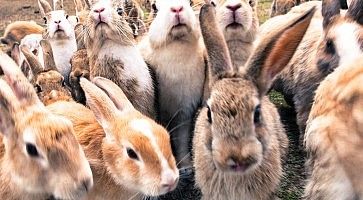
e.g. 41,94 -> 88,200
66,14 -> 69,19
117,7 -> 124,16
26,143 -> 39,157
211,1 -> 216,6
249,0 -> 253,6
207,105 -> 212,123
35,84 -> 42,93
61,80 -> 66,86
127,148 -> 139,160
253,104 -> 261,124
43,17 -> 47,24
152,3 -> 158,13
326,39 -> 336,55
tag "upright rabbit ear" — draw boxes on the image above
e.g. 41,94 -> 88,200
80,78 -> 119,138
40,40 -> 58,71
0,52 -> 41,108
20,45 -> 43,78
246,7 -> 315,97
92,77 -> 134,112
10,43 -> 22,66
0,79 -> 18,137
53,0 -> 64,10
74,0 -> 84,13
199,3 -> 233,83
38,0 -> 53,16
346,0 -> 363,25
322,0 -> 341,28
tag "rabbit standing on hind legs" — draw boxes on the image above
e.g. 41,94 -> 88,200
193,3 -> 315,200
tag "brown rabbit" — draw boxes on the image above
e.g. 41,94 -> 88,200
193,3 -> 315,199
304,57 -> 363,199
84,0 -> 156,119
69,49 -> 90,104
47,77 -> 179,200
0,52 -> 93,200
21,39 -> 73,106
269,0 -> 363,137
212,0 -> 259,70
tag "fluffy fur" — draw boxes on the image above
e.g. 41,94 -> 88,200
193,3 -> 314,199
0,52 -> 92,200
47,77 -> 179,200
304,57 -> 363,199
84,0 -> 156,119
140,0 -> 207,169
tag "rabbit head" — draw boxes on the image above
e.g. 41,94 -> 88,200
270,0 -> 297,17
316,0 -> 363,75
0,52 -> 93,199
84,0 -> 134,51
199,3 -> 314,173
80,77 -> 179,196
38,0 -> 75,40
148,0 -> 200,48
211,0 -> 258,42
21,39 -> 72,105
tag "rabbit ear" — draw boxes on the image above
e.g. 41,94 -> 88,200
0,52 -> 42,108
20,45 -> 43,77
74,0 -> 84,13
10,43 -> 22,66
92,76 -> 134,112
246,7 -> 315,97
346,0 -> 363,25
38,0 -> 53,16
322,0 -> 341,28
40,40 -> 58,71
80,78 -> 119,138
0,79 -> 17,137
199,3 -> 233,82
53,0 -> 64,10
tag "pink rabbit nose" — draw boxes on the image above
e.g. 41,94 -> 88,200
93,7 -> 105,13
171,6 -> 183,13
226,3 -> 241,11
161,174 -> 179,192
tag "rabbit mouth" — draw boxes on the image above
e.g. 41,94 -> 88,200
226,22 -> 243,29
172,23 -> 187,30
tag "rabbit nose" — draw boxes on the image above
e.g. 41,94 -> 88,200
54,20 -> 61,24
80,178 -> 93,192
171,6 -> 183,13
161,177 -> 179,192
93,7 -> 105,13
226,3 -> 241,11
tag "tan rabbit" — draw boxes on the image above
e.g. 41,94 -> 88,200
21,39 -> 73,106
211,0 -> 259,70
139,0 -> 207,170
69,49 -> 90,104
193,3 -> 315,199
84,0 -> 156,119
304,57 -> 363,199
47,77 -> 179,200
0,21 -> 44,56
0,52 -> 93,200
38,0 -> 77,83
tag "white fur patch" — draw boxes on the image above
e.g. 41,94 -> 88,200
334,23 -> 363,66
20,34 -> 44,69
49,37 -> 77,80
98,41 -> 152,90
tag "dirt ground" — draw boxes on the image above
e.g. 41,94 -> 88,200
0,1 -> 306,200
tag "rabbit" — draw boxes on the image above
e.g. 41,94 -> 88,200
0,52 -> 93,200
127,6 -> 147,40
303,57 -> 363,199
265,0 -> 363,138
21,39 -> 73,106
211,0 -> 259,71
47,76 -> 179,200
38,0 -> 77,84
193,3 -> 315,200
0,21 -> 44,56
69,49 -> 90,104
139,0 -> 207,170
83,0 -> 156,119
270,0 -> 301,17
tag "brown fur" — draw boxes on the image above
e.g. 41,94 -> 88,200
304,57 -> 363,199
70,49 -> 90,104
193,3 -> 314,199
0,52 -> 92,200
269,0 -> 363,137
47,77 -> 178,200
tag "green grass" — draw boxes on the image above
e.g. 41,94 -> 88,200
258,0 -> 273,24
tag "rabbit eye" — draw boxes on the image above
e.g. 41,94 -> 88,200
35,84 -> 42,93
249,0 -> 253,6
117,7 -> 124,16
126,148 -> 139,160
26,143 -> 39,157
152,3 -> 158,13
211,1 -> 217,7
253,104 -> 261,124
325,39 -> 335,55
43,17 -> 47,24
61,80 -> 66,86
207,105 -> 212,123
66,15 -> 69,19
